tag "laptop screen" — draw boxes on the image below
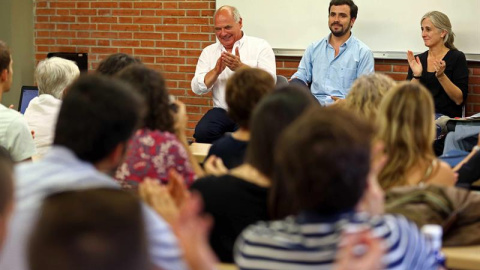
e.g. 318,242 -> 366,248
18,86 -> 38,114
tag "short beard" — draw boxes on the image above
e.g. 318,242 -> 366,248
329,22 -> 351,37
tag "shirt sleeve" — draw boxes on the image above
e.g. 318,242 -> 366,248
450,51 -> 469,103
191,47 -> 214,95
6,116 -> 36,162
142,204 -> 188,270
291,44 -> 314,84
256,40 -> 277,81
357,48 -> 375,77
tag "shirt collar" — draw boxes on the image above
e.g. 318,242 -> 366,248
326,32 -> 355,48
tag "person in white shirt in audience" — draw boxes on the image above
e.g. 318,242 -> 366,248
191,5 -> 276,143
24,57 -> 80,159
0,40 -> 36,162
0,75 -> 187,270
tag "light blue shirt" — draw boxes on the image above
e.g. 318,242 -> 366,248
0,146 -> 187,270
292,33 -> 374,105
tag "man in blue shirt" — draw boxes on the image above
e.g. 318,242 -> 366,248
291,0 -> 374,105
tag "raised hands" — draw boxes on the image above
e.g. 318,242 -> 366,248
214,55 -> 226,76
222,47 -> 244,71
172,100 -> 188,137
203,155 -> 228,176
407,50 -> 422,77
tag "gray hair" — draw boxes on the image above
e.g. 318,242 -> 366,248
35,57 -> 80,99
214,5 -> 241,23
421,11 -> 456,50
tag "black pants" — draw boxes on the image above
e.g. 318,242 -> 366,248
193,108 -> 237,143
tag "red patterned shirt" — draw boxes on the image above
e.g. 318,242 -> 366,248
115,128 -> 195,190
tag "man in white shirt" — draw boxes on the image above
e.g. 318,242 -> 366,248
191,5 -> 276,143
0,40 -> 36,162
24,57 -> 80,159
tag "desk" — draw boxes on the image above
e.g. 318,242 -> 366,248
189,143 -> 211,163
443,246 -> 480,270
217,264 -> 237,270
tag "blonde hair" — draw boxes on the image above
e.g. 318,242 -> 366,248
376,82 -> 436,190
344,73 -> 396,121
421,11 -> 456,50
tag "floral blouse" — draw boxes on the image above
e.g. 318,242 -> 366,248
115,128 -> 195,190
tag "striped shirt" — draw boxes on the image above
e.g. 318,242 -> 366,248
0,146 -> 187,270
234,211 -> 437,270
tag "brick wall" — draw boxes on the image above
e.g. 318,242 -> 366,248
34,0 -> 480,138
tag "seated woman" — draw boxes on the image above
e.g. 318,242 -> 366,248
24,57 -> 80,158
190,85 -> 317,262
342,73 -> 395,121
206,67 -> 274,169
114,65 -> 202,190
376,82 -> 456,190
407,11 -> 468,118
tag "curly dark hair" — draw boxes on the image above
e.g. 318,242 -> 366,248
116,65 -> 174,133
96,53 -> 142,77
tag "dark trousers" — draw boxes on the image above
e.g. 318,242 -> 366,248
194,108 -> 237,143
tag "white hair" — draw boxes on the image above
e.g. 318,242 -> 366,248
214,5 -> 241,23
35,57 -> 80,99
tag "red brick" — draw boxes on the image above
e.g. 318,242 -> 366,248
133,17 -> 162,24
393,65 -> 409,72
119,17 -> 133,23
97,24 -> 111,31
141,40 -> 155,47
139,57 -> 155,64
35,23 -> 55,30
57,24 -> 70,30
164,33 -> 179,40
119,33 -> 133,39
383,72 -> 407,81
70,24 -> 96,30
186,42 -> 202,49
134,48 -> 163,56
36,31 -> 50,37
51,2 -> 75,8
178,18 -> 209,25
179,50 -> 201,57
141,10 -> 156,16
156,10 -> 185,16
473,68 -> 480,75
134,33 -> 163,40
77,16 -> 89,23
91,47 -> 119,54
77,32 -> 90,38
92,32 -> 118,39
179,34 -> 210,41
163,18 -> 178,24
165,50 -> 179,56
71,39 -> 96,46
163,2 -> 178,9
113,9 -> 140,16
156,41 -> 185,48
36,2 -> 47,8
119,2 -> 133,8
134,2 -> 163,9
156,57 -> 184,65
36,16 -> 49,22
179,65 -> 196,73
179,97 -> 210,106
467,95 -> 480,103
111,24 -> 140,31
91,2 -> 118,8
97,40 -> 110,46
186,10 -> 201,16
472,86 -> 480,94
91,17 -> 117,23
119,48 -> 133,54
56,9 -> 70,15
112,40 -> 140,47
179,2 -> 210,9
163,65 -> 179,72
51,31 -> 76,38
469,76 -> 480,84
201,10 -> 215,17
156,25 -> 184,32
70,9 -> 97,16
374,64 -> 391,72
140,25 -> 154,31
36,9 -> 55,15
76,2 -> 89,8
36,46 -> 50,52
50,16 -> 75,22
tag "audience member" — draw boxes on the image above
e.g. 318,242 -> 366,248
0,146 -> 14,253
191,5 -> 276,143
407,11 -> 468,118
114,65 -> 201,189
377,82 -> 456,190
191,85 -> 317,262
0,75 -> 186,270
96,53 -> 142,76
28,188 -> 149,270
234,106 -> 438,270
206,67 -> 275,169
341,73 -> 395,121
290,0 -> 374,105
0,40 -> 36,162
24,57 -> 80,159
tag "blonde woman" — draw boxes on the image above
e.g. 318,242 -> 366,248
377,82 -> 456,190
343,73 -> 396,121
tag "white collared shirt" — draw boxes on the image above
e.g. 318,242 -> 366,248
191,34 -> 276,109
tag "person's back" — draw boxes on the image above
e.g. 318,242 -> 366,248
0,75 -> 186,270
0,146 -> 14,254
24,57 -> 80,158
28,188 -> 149,270
235,107 -> 438,270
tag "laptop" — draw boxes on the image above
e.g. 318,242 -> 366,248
18,86 -> 38,114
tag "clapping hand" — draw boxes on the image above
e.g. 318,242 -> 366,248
433,59 -> 446,78
222,47 -> 244,71
407,50 -> 422,77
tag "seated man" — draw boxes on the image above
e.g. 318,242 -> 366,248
0,41 -> 36,161
28,188 -> 149,270
191,5 -> 276,143
24,57 -> 80,158
0,146 -> 14,253
0,75 -> 186,270
291,0 -> 374,105
234,107 -> 438,269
